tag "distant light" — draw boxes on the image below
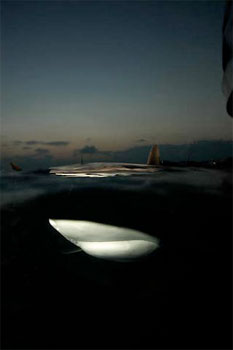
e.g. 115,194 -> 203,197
49,219 -> 159,261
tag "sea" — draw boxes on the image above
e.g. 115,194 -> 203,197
1,167 -> 232,349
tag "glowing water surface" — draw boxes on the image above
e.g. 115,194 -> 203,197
49,162 -> 162,177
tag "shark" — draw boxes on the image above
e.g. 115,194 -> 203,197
49,219 -> 160,261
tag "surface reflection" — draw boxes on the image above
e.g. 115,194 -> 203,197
49,219 -> 159,261
50,162 -> 161,177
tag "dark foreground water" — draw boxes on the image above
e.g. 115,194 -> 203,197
1,168 -> 232,349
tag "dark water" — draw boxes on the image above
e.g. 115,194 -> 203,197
1,168 -> 232,349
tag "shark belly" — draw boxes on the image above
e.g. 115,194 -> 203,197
49,219 -> 159,261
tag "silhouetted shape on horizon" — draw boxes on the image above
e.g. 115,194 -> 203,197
10,162 -> 22,171
147,145 -> 160,165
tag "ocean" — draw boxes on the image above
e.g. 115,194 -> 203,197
1,167 -> 232,349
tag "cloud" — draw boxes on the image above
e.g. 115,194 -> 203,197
72,144 -> 114,158
45,141 -> 69,146
1,143 -> 9,148
35,148 -> 50,154
26,141 -> 41,145
24,140 -> 69,146
80,145 -> 98,154
136,138 -> 147,143
73,145 -> 107,158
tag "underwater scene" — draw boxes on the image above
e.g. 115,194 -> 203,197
1,167 -> 232,349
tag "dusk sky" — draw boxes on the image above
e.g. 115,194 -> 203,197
1,0 -> 232,165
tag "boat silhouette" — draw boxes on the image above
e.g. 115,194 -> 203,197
10,162 -> 22,171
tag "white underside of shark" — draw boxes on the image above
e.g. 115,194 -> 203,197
49,219 -> 159,261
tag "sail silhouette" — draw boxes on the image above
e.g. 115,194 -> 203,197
10,162 -> 22,171
147,145 -> 160,165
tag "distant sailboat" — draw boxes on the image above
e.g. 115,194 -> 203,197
10,162 -> 22,171
147,145 -> 160,165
